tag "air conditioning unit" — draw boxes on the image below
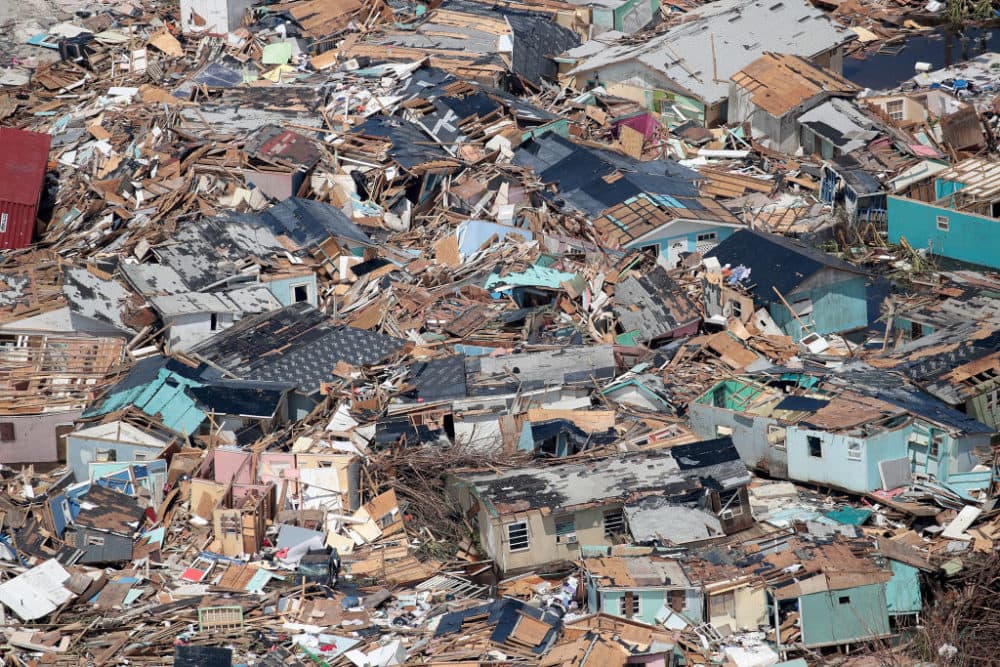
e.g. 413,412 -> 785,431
720,510 -> 735,521
562,534 -> 579,544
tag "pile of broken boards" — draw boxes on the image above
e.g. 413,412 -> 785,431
2,0 -> 1000,665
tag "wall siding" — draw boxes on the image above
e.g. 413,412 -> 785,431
888,195 -> 1000,270
768,274 -> 869,340
799,583 -> 890,647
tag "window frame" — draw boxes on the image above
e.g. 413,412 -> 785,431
885,99 -> 905,121
619,593 -> 641,617
930,432 -> 943,459
554,516 -> 577,543
506,521 -> 530,552
696,232 -> 718,243
603,508 -> 625,538
0,422 -> 14,442
709,590 -> 736,618
807,435 -> 823,459
847,439 -> 863,462
767,424 -> 787,451
936,215 -> 950,232
0,212 -> 8,234
290,283 -> 311,304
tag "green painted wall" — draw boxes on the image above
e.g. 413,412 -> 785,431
885,561 -> 921,616
799,583 -> 890,647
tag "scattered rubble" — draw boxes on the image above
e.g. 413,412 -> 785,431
1,0 -> 1000,664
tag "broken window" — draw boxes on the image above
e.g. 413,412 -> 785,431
85,534 -> 105,547
728,300 -> 743,319
668,589 -> 686,612
603,509 -> 625,538
507,522 -> 529,551
767,425 -> 786,450
930,432 -> 943,458
808,435 -> 823,458
719,489 -> 744,518
716,425 -> 733,437
847,440 -> 863,462
555,516 -> 576,544
988,388 -> 999,414
620,593 -> 640,616
709,591 -> 736,618
95,448 -> 117,462
839,595 -> 851,605
0,422 -> 14,442
292,284 -> 310,303
210,313 -> 219,331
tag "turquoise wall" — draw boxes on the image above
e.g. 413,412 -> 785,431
888,195 -> 1000,270
799,583 -> 889,647
265,274 -> 318,307
885,560 -> 921,615
67,435 -> 166,483
633,227 -> 737,258
598,588 -> 700,625
768,275 -> 868,340
786,419 -> 981,494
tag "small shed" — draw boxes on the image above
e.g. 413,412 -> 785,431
0,128 -> 51,250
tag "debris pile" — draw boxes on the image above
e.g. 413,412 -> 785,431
1,0 -> 1000,664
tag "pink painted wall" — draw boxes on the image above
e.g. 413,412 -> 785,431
213,448 -> 253,485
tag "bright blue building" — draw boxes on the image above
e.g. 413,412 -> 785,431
888,157 -> 1000,270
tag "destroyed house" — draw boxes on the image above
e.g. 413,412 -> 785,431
0,262 -> 132,465
704,229 -> 869,341
819,157 -> 886,225
562,0 -> 659,35
729,53 -> 860,155
148,285 -> 282,353
82,356 -> 292,449
449,439 -> 751,574
344,1 -> 580,85
516,132 -> 744,262
888,157 -> 1000,270
690,371 -> 995,497
567,0 -> 853,125
396,67 -> 568,148
65,418 -> 177,483
582,556 -> 701,625
190,303 -> 406,410
612,265 -> 701,344
872,273 -> 1000,429
61,485 -> 146,565
764,539 -> 894,649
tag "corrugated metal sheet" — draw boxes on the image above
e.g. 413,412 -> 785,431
0,128 -> 51,250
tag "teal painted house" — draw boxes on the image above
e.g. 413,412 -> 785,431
704,229 -> 869,341
769,539 -> 897,651
789,581 -> 891,648
583,556 -> 702,625
888,158 -> 1000,270
689,370 -> 995,498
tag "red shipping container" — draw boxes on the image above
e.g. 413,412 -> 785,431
0,127 -> 52,250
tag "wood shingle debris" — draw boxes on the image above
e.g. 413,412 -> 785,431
2,0 -> 1000,662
